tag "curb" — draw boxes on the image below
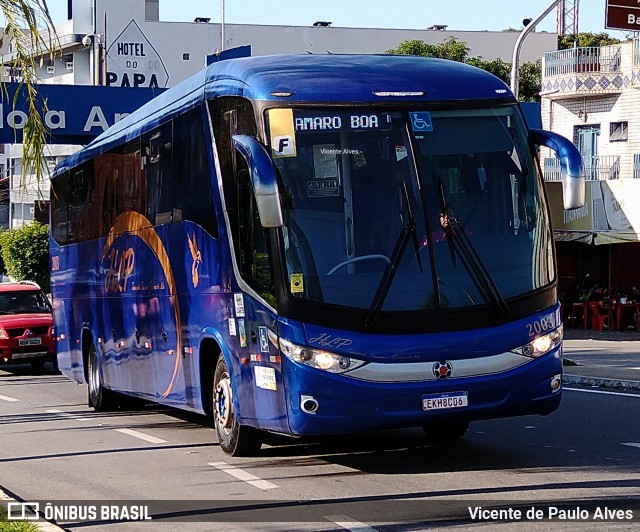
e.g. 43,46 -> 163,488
0,487 -> 64,532
563,374 -> 640,392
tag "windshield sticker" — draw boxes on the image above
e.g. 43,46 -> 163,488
238,319 -> 247,347
395,145 -> 408,161
259,327 -> 270,353
409,112 -> 434,133
254,366 -> 277,391
228,318 -> 237,337
268,108 -> 297,158
313,144 -> 339,179
233,293 -> 245,317
307,179 -> 340,197
290,273 -> 304,293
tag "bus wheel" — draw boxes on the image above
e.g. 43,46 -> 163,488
422,421 -> 470,441
213,357 -> 262,456
87,342 -> 118,412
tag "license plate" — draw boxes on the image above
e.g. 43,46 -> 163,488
422,391 -> 468,411
19,338 -> 42,346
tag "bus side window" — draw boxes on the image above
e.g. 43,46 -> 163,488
143,123 -> 173,225
237,161 -> 277,309
172,109 -> 218,237
51,170 -> 70,245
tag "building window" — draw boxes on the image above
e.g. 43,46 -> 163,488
182,53 -> 190,61
610,121 -> 628,142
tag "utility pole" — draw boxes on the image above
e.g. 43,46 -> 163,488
510,0 -> 564,100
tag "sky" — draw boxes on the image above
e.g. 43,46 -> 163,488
42,0 -> 631,39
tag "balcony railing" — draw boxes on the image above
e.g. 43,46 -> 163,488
544,46 -> 622,77
544,155 -> 622,181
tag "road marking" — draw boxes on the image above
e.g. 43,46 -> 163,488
114,428 -> 167,444
325,515 -> 378,531
564,387 -> 640,398
208,461 -> 278,490
0,394 -> 19,402
622,443 -> 640,449
46,409 -> 91,422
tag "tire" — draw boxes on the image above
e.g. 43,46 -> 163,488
30,359 -> 46,370
51,356 -> 60,374
87,341 -> 118,411
213,356 -> 262,456
422,421 -> 470,441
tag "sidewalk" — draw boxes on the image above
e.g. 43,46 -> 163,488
563,327 -> 640,391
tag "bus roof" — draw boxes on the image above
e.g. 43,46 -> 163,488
56,54 -> 515,174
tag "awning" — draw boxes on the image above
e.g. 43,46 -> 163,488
553,230 -> 594,244
554,230 -> 640,245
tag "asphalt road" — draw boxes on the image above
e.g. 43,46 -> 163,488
1,362 -> 640,531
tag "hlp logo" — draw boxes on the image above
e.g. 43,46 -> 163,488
273,135 -> 295,156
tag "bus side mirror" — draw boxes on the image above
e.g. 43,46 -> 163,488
530,129 -> 585,210
232,134 -> 284,228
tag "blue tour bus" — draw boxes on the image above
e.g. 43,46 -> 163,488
50,54 -> 585,456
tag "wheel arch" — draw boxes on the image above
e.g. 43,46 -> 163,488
81,327 -> 94,384
198,328 -> 235,416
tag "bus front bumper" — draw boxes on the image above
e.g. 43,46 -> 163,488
282,349 -> 563,436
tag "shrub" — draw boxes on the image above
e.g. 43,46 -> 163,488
0,222 -> 50,292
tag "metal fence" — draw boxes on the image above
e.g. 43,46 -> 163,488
544,46 -> 622,77
543,155 -> 623,181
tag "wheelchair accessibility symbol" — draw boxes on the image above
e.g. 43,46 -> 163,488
409,112 -> 433,132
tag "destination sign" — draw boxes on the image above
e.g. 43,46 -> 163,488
293,112 -> 392,132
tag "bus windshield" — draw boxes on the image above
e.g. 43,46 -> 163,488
268,106 -> 553,314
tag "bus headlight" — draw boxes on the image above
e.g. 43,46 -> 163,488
511,325 -> 563,358
279,338 -> 366,373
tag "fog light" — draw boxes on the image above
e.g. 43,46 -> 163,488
550,374 -> 561,392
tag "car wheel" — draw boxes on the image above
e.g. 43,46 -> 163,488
213,356 -> 262,456
87,342 -> 118,411
422,421 -> 470,441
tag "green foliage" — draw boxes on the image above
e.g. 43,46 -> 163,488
558,32 -> 622,50
386,36 -> 542,102
386,36 -> 470,63
0,505 -> 39,531
0,1 -> 57,185
0,222 -> 50,292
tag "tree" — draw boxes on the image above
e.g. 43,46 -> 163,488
386,37 -> 541,102
0,222 -> 50,291
387,36 -> 470,63
558,32 -> 622,50
0,1 -> 56,183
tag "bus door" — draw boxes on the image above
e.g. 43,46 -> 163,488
214,99 -> 289,432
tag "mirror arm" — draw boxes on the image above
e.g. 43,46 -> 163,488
232,134 -> 284,228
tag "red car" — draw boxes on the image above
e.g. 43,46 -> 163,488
0,281 -> 56,370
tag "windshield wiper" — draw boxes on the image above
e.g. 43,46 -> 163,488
439,180 -> 510,319
364,182 -> 422,327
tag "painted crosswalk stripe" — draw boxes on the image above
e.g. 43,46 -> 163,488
114,428 -> 167,444
325,515 -> 378,531
208,461 -> 278,490
46,409 -> 91,422
564,388 -> 640,398
0,394 -> 19,402
622,443 -> 640,449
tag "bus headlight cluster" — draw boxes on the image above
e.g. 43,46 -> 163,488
511,325 -> 563,358
279,338 -> 366,373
